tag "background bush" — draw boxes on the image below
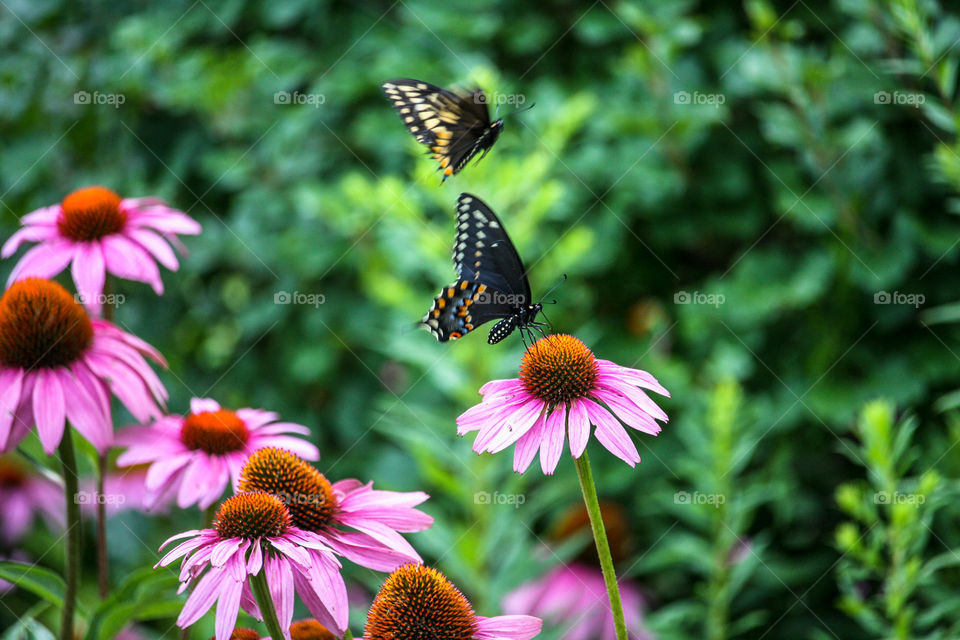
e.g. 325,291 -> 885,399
3,0 -> 960,638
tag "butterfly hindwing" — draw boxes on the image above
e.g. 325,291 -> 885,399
381,79 -> 503,182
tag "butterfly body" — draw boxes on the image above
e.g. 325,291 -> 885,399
381,79 -> 504,182
423,193 -> 544,344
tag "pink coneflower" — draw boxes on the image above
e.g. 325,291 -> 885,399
238,448 -> 432,572
503,564 -> 652,640
157,491 -> 348,639
78,462 -> 174,516
116,399 -> 319,510
0,455 -> 64,544
2,186 -> 201,314
362,563 -> 542,640
457,334 -> 670,474
0,278 -> 167,454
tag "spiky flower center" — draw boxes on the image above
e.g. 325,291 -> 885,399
180,410 -> 250,455
239,447 -> 337,532
57,186 -> 127,242
364,564 -> 478,640
0,278 -> 93,370
0,457 -> 26,488
208,629 -> 261,640
519,334 -> 598,405
213,492 -> 291,539
553,501 -> 631,564
290,620 -> 336,640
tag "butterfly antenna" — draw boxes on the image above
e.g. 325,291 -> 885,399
503,102 -> 536,118
537,273 -> 567,305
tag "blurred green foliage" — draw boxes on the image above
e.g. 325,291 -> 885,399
4,0 -> 960,638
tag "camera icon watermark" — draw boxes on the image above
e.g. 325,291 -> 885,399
874,491 -> 925,506
274,291 -> 325,308
74,292 -> 125,308
475,92 -> 526,107
74,90 -> 126,108
873,291 -> 924,308
674,90 -> 725,107
674,290 -> 725,308
74,490 -> 126,506
274,91 -> 325,108
873,90 -> 925,108
674,490 -> 726,508
474,491 -> 525,509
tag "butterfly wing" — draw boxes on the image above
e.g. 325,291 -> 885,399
381,79 -> 501,181
422,193 -> 532,342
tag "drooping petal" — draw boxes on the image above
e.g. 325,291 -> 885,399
33,369 -> 66,454
71,242 -> 106,313
474,614 -> 543,640
567,399 -> 590,459
538,405 -> 567,475
582,399 -> 640,466
0,368 -> 25,449
7,242 -> 75,285
512,412 -> 546,474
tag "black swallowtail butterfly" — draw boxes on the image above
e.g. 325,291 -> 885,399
381,79 -> 504,182
422,193 -> 546,344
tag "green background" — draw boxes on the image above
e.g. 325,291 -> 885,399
3,0 -> 960,638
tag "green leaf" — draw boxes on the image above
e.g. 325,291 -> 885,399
0,562 -> 65,608
1,619 -> 57,640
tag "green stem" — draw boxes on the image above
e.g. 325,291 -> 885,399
96,452 -> 109,598
574,452 -> 628,640
250,567 -> 285,640
342,630 -> 354,640
59,432 -> 81,640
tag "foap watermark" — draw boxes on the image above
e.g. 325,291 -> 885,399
274,291 -> 325,307
475,92 -> 526,107
74,292 -> 125,308
74,90 -> 125,108
874,291 -> 924,308
674,490 -> 726,508
476,291 -> 526,306
674,90 -> 725,107
274,91 -> 325,108
874,90 -> 925,108
674,290 -> 725,307
874,491 -> 925,506
74,491 -> 126,506
474,491 -> 525,508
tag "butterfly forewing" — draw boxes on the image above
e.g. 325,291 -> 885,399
381,79 -> 503,182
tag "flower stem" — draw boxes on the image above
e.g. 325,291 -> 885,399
250,568 -> 285,640
59,431 -> 81,640
97,275 -> 114,599
96,452 -> 109,598
574,452 -> 628,640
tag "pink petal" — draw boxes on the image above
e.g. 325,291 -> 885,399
71,242 -> 106,314
191,398 -> 221,414
513,412 -> 546,474
567,399 -> 590,459
33,369 -> 66,454
100,235 -> 163,294
178,566 -> 226,627
7,242 -> 75,284
126,228 -> 180,270
539,405 -> 566,475
474,399 -> 545,454
265,555 -> 294,640
0,369 -> 24,449
591,389 -> 661,435
582,399 -> 640,466
2,224 -> 59,257
215,577 -> 243,640
475,615 -> 543,640
20,205 -> 60,226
